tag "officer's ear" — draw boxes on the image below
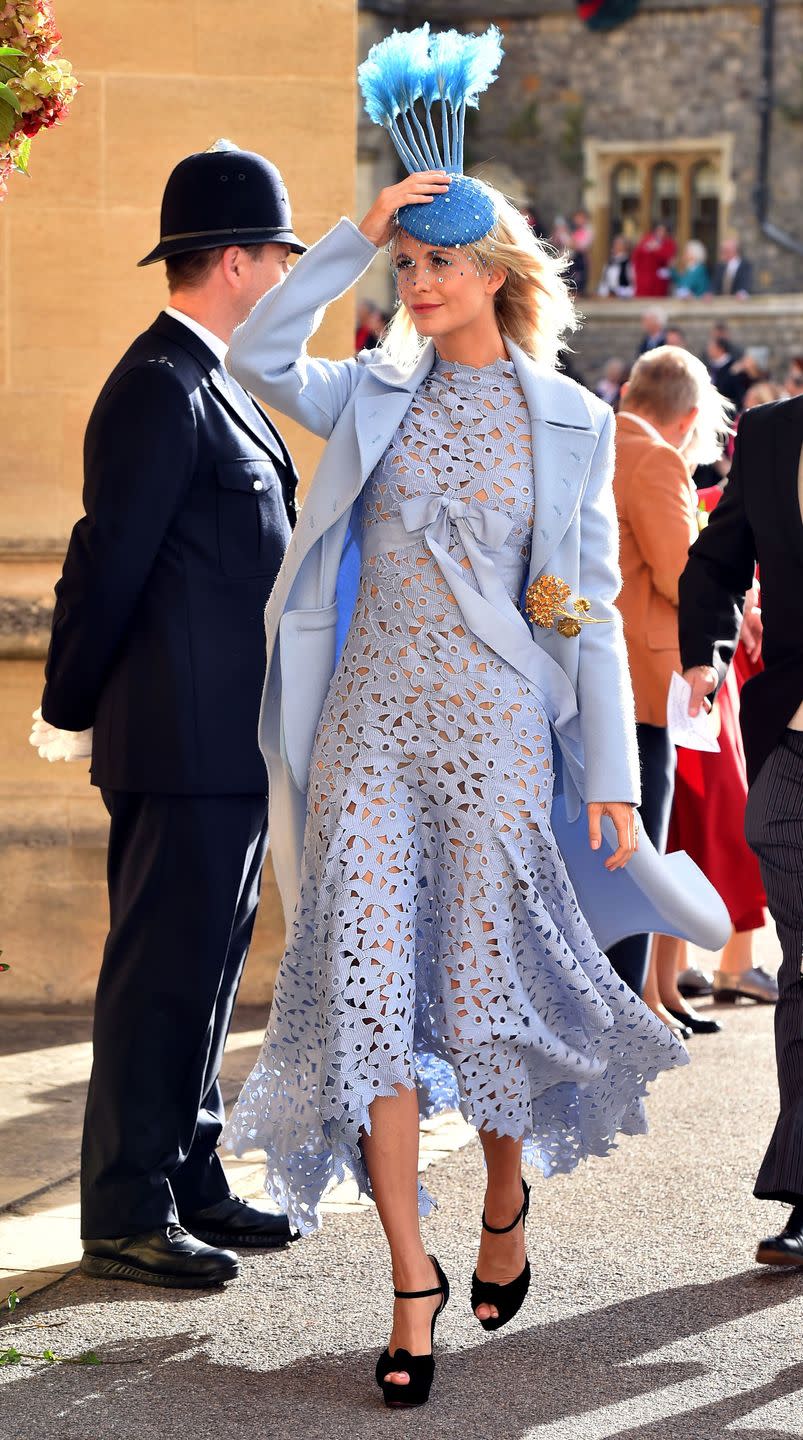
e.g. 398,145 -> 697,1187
221,245 -> 247,287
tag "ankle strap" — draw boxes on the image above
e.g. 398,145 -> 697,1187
393,1283 -> 443,1300
481,1182 -> 529,1235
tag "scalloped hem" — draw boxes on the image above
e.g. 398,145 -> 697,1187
222,1046 -> 684,1237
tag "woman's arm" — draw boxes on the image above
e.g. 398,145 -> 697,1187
227,219 -> 379,439
227,172 -> 449,439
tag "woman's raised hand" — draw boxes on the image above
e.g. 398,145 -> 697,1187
359,172 -> 451,248
587,802 -> 638,872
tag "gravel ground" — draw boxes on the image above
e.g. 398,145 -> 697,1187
1,994 -> 802,1440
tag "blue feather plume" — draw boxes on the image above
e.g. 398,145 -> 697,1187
358,25 -> 504,176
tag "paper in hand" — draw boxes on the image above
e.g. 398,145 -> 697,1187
666,671 -> 720,752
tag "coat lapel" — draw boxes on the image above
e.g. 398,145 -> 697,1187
777,397 -> 803,559
207,368 -> 286,465
506,342 -> 598,581
272,340 -> 600,647
151,311 -> 289,466
352,343 -> 436,482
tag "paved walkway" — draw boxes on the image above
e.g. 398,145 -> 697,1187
1,932 -> 801,1439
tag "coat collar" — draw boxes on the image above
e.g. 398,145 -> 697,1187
152,311 -> 289,467
354,337 -> 600,583
363,337 -> 596,429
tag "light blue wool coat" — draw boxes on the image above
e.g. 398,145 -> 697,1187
227,217 -> 730,956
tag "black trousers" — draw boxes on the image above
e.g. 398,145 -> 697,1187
745,731 -> 803,1207
607,722 -> 677,997
81,791 -> 269,1239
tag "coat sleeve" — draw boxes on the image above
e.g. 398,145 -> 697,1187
576,410 -> 641,806
626,445 -> 696,606
678,414 -> 757,683
227,218 -> 380,439
40,364 -> 196,731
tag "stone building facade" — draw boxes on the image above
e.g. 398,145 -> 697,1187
0,0 -> 357,1006
360,0 -> 803,291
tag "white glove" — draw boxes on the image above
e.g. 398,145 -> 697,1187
29,707 -> 93,764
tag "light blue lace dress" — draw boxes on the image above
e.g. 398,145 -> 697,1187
223,356 -> 688,1235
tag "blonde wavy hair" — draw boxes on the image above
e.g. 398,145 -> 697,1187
625,345 -> 734,468
382,185 -> 579,372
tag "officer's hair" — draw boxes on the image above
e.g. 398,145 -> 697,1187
165,243 -> 267,292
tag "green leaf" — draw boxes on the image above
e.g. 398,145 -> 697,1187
0,1348 -> 22,1366
0,48 -> 25,58
0,80 -> 21,113
0,101 -> 14,145
5,1291 -> 20,1310
12,137 -> 31,175
75,1350 -> 101,1366
42,1349 -> 56,1363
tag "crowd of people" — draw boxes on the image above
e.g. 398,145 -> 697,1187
357,216 -> 756,316
505,205 -> 754,303
592,318 -> 802,1038
597,230 -> 754,301
596,315 -> 800,421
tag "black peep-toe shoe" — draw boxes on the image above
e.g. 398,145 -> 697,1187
375,1254 -> 450,1410
471,1180 -> 531,1332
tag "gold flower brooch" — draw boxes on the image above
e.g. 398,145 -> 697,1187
524,575 -> 609,638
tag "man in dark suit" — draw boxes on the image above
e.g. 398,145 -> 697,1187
32,144 -> 304,1287
635,305 -> 668,359
706,331 -> 751,412
713,236 -> 753,298
678,395 -> 803,1267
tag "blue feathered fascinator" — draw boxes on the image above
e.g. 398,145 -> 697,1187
357,24 -> 504,247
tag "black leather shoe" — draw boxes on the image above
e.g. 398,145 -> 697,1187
181,1194 -> 293,1248
756,1204 -> 803,1268
80,1224 -> 239,1288
666,1005 -> 723,1035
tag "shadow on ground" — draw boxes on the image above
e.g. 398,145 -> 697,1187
0,1267 -> 801,1440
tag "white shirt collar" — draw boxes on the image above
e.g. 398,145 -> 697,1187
164,306 -> 229,365
617,410 -> 667,446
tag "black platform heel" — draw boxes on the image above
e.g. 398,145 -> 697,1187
375,1254 -> 450,1409
471,1180 -> 531,1332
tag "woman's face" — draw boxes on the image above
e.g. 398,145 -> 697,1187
392,231 -> 504,340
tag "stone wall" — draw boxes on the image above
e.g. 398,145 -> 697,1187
359,0 -> 803,294
0,0 -> 358,1008
570,294 -> 803,386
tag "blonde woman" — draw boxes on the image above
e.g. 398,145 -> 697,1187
219,163 -> 736,1409
671,239 -> 711,298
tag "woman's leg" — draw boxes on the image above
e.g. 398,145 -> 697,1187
719,927 -> 755,975
643,934 -> 684,1027
361,1084 -> 442,1388
655,935 -> 696,1013
474,1128 -> 527,1322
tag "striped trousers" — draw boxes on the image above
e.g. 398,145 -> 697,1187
745,730 -> 803,1205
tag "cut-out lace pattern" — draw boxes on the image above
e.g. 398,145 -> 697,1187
223,356 -> 688,1235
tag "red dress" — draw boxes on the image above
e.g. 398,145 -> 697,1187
632,231 -> 676,298
666,488 -> 766,933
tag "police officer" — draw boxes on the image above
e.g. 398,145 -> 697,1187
33,143 -> 303,1287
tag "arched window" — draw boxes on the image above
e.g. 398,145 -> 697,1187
651,162 -> 680,235
691,160 -> 720,268
610,162 -> 641,241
